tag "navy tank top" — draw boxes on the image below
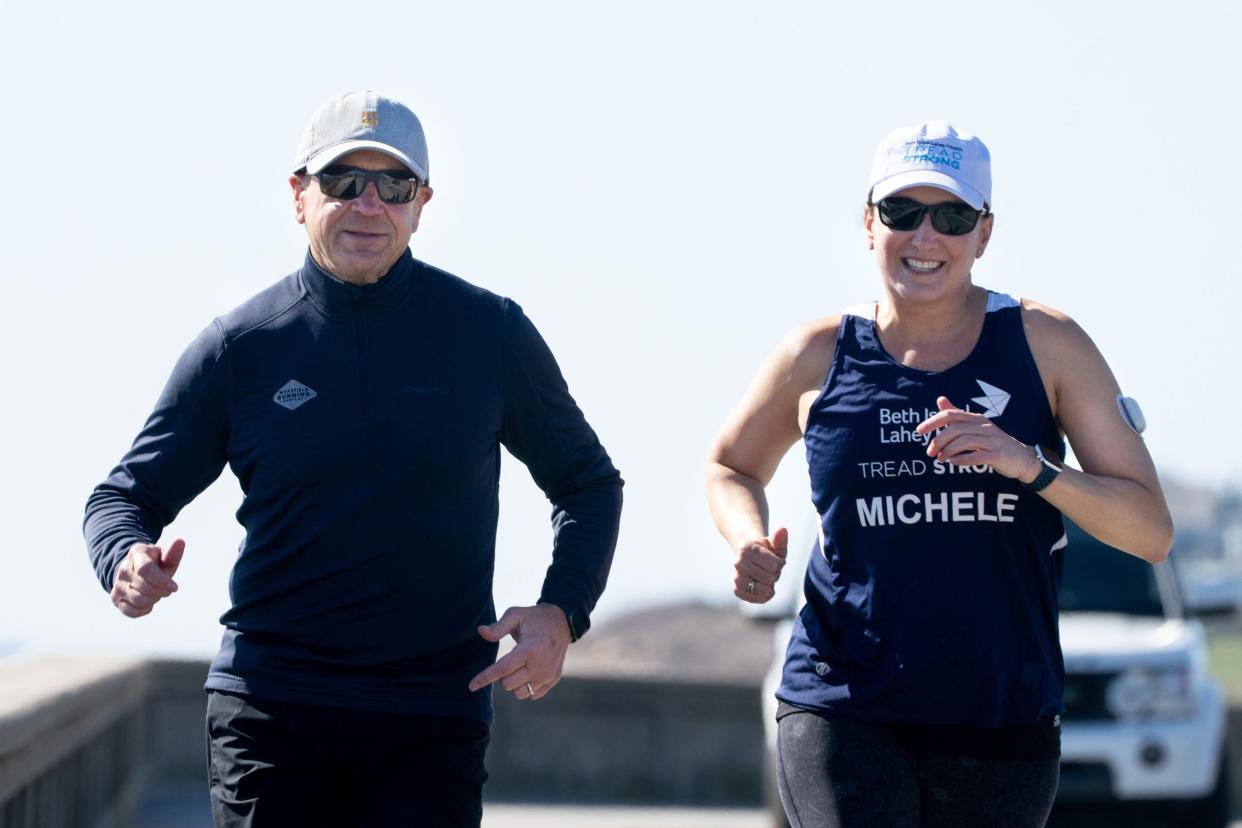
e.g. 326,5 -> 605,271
778,291 -> 1067,727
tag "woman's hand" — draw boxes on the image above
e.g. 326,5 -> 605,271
915,396 -> 1039,481
733,527 -> 788,603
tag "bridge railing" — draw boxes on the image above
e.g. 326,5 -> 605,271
0,655 -> 765,827
0,656 -> 150,828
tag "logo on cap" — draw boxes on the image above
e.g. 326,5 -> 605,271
903,139 -> 963,170
360,109 -> 378,127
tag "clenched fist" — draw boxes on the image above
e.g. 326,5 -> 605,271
111,539 -> 185,618
734,527 -> 788,603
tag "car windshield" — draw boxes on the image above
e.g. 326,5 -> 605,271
1058,521 -> 1166,617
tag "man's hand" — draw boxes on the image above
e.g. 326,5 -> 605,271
467,604 -> 572,701
110,539 -> 185,618
734,526 -> 788,603
916,396 -> 1040,481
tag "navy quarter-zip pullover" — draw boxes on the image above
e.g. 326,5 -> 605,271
84,250 -> 623,722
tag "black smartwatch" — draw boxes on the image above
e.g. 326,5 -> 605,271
1021,444 -> 1063,493
542,602 -> 588,642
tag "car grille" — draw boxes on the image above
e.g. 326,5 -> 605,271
1061,672 -> 1117,721
1055,760 -> 1115,801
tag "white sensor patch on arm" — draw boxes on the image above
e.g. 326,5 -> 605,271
1116,394 -> 1146,435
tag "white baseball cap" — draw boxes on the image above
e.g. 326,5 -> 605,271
867,121 -> 991,211
293,90 -> 430,183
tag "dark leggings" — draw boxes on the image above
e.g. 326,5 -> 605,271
776,710 -> 1060,828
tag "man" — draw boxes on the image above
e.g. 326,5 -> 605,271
83,90 -> 623,827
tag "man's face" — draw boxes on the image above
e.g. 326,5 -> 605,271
291,149 -> 434,285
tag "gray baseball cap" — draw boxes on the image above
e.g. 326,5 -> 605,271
293,90 -> 430,183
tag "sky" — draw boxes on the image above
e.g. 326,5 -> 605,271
2,0 -> 1240,658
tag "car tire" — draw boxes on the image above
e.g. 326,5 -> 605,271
1183,752 -> 1230,828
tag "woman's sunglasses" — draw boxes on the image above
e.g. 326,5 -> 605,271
875,197 -> 987,236
311,165 -> 421,204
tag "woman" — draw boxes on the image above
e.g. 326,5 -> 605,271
705,122 -> 1172,827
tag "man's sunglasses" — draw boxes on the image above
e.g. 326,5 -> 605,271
311,165 -> 421,204
874,197 -> 987,236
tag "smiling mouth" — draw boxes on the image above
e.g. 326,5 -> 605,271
903,258 -> 944,273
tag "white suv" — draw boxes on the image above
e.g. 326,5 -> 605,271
1055,521 -> 1230,827
756,520 -> 1231,828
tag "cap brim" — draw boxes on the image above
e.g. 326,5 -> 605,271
303,140 -> 428,183
870,170 -> 986,210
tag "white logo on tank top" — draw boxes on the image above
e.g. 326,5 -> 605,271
971,380 -> 1010,418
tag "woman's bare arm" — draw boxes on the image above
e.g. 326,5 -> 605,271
706,319 -> 840,601
918,301 -> 1172,561
1023,301 -> 1173,560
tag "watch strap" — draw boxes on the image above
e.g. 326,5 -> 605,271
1023,465 -> 1059,493
1021,445 -> 1061,493
541,601 -> 587,642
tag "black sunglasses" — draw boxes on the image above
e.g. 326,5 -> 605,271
311,165 -> 421,204
874,197 -> 987,236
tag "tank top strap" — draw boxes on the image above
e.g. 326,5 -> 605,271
835,302 -> 881,361
978,293 -> 1061,451
980,292 -> 1023,351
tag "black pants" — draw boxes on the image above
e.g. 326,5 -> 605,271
776,709 -> 1060,828
206,690 -> 490,828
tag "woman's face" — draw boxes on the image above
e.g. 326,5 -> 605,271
864,186 -> 993,305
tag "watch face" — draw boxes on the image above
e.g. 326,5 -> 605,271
555,605 -> 582,640
565,608 -> 586,641
1037,445 -> 1063,472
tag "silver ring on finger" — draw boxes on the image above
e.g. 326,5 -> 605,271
526,681 -> 535,698
746,579 -> 756,595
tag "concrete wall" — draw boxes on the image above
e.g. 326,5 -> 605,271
0,658 -> 765,826
54,660 -> 767,806
488,675 -> 764,804
0,657 -> 150,828
5,656 -> 1242,826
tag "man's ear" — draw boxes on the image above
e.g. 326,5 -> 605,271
864,204 -> 875,250
290,174 -> 307,225
408,185 -> 434,234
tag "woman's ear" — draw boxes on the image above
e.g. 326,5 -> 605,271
975,212 -> 994,258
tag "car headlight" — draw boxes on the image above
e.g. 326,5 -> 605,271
1104,665 -> 1196,719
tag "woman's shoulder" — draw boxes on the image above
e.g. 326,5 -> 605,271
788,313 -> 845,347
787,300 -> 877,349
1017,297 -> 1115,415
780,313 -> 846,373
778,307 -> 871,397
1018,297 -> 1096,355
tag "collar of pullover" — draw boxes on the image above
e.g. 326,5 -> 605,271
300,249 -> 415,321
